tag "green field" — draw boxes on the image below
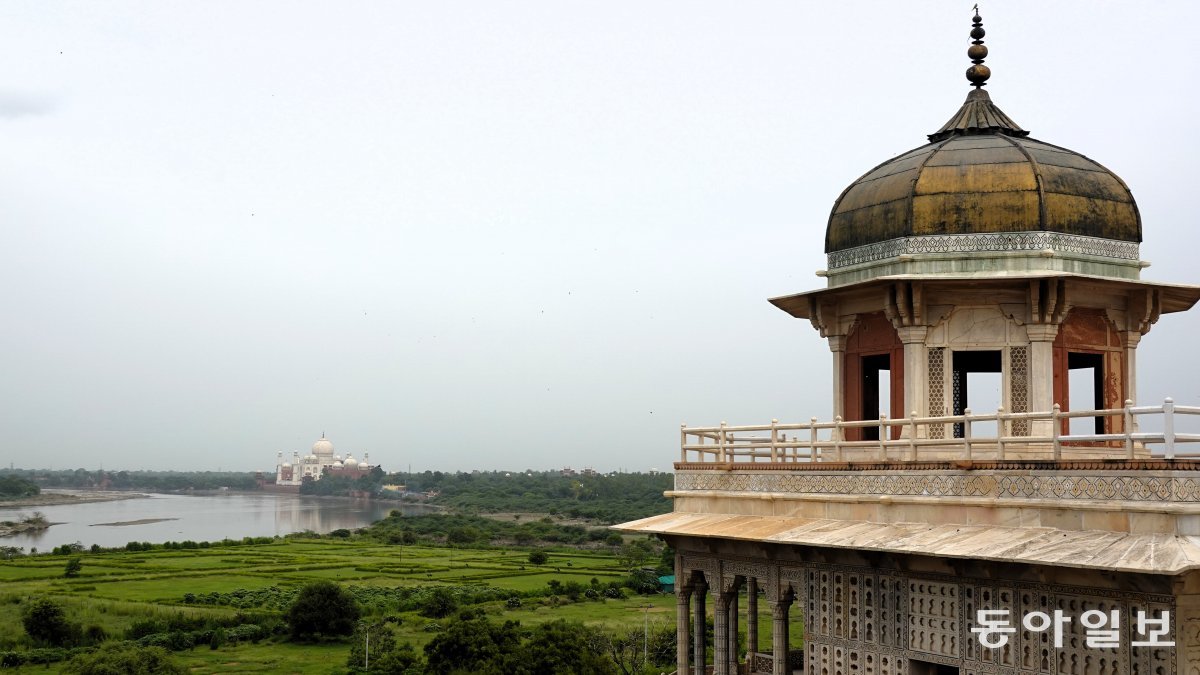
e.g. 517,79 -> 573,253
0,538 -> 802,673
0,539 -> 673,673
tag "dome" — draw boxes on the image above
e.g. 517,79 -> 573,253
344,456 -> 359,468
826,89 -> 1140,255
825,13 -> 1141,263
282,462 -> 292,469
312,434 -> 334,456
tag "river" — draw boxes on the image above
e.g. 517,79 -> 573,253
0,491 -> 432,551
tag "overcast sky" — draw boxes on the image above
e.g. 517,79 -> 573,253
2,1 -> 1197,473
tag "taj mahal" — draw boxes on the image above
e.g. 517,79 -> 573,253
273,433 -> 376,487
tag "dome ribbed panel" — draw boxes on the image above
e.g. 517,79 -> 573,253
825,135 -> 1141,254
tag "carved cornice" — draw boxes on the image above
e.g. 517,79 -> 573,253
827,232 -> 1140,269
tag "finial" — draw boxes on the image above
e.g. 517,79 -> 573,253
966,6 -> 991,88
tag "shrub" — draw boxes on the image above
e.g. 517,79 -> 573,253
286,581 -> 360,641
64,557 -> 83,578
418,587 -> 458,619
22,598 -> 77,647
126,619 -> 168,640
62,643 -> 186,674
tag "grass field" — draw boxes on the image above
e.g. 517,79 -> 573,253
0,538 -> 802,673
0,539 -> 661,673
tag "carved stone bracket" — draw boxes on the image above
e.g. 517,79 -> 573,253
884,281 -> 924,328
1028,278 -> 1070,326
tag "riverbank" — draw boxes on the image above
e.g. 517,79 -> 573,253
0,490 -> 148,509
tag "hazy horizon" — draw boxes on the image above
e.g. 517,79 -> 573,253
3,1 -> 1198,473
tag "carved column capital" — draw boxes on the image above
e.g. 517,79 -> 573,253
1026,323 -> 1060,342
1121,330 -> 1143,349
827,334 -> 848,353
771,600 -> 790,621
895,325 -> 928,345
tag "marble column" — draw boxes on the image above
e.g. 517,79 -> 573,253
1027,324 -> 1060,437
1122,331 -> 1141,407
676,584 -> 693,675
771,598 -> 791,675
896,326 -> 929,435
693,581 -> 707,675
727,589 -> 739,674
829,335 -> 848,424
746,577 -> 758,655
713,589 -> 730,675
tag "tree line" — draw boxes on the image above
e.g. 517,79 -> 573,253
1,469 -> 260,491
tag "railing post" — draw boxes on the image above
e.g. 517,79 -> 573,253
1124,400 -> 1134,459
834,416 -> 843,462
1052,404 -> 1062,461
963,408 -> 973,461
908,410 -> 917,462
719,422 -> 728,463
1164,398 -> 1176,460
996,406 -> 1006,460
770,419 -> 779,463
879,415 -> 888,461
809,417 -> 818,463
681,424 -> 688,463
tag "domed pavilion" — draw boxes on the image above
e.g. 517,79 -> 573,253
618,11 -> 1200,675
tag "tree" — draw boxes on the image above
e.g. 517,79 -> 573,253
595,623 -> 676,675
62,643 -> 185,675
64,557 -> 83,578
423,615 -> 523,675
527,550 -> 549,566
419,586 -> 458,618
348,621 -> 421,673
22,597 -> 77,646
521,620 -> 614,675
617,539 -> 656,571
286,580 -> 360,641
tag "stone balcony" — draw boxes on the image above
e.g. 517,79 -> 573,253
618,399 -> 1200,575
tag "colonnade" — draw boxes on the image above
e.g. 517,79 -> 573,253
676,572 -> 797,675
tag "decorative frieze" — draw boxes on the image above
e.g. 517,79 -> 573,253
674,469 -> 1200,503
826,232 -> 1141,269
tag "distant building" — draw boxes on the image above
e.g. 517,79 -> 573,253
274,433 -> 376,488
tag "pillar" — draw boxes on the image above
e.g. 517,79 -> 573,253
896,326 -> 929,434
1122,331 -> 1141,406
677,584 -> 693,675
727,589 -> 739,673
829,335 -> 848,424
693,580 -> 707,675
714,590 -> 731,675
1027,324 -> 1059,436
771,596 -> 792,675
746,577 -> 759,655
